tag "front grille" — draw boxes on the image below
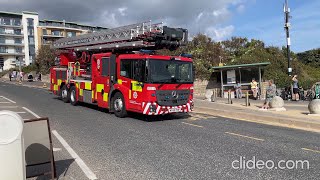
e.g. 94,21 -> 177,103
156,90 -> 190,106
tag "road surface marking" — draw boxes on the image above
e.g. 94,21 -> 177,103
22,106 -> 97,180
23,119 -> 30,120
302,148 -> 320,154
0,96 -> 16,103
0,102 -> 11,103
22,107 -> 41,118
225,132 -> 264,141
53,147 -> 62,152
182,122 -> 203,128
0,106 -> 18,108
15,111 -> 26,114
52,130 -> 98,180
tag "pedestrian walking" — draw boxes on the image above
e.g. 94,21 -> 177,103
9,71 -> 12,81
234,81 -> 242,99
261,79 -> 276,109
250,78 -> 258,100
19,71 -> 23,81
38,72 -> 42,81
292,75 -> 299,101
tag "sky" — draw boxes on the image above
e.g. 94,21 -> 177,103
0,0 -> 319,52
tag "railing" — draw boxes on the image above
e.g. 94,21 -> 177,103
0,32 -> 23,35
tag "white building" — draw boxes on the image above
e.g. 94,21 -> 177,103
0,11 -> 38,70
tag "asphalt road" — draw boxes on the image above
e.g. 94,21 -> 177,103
0,81 -> 320,180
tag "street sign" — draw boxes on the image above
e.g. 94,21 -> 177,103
24,117 -> 56,179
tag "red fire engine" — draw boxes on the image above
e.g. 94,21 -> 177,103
50,21 -> 194,117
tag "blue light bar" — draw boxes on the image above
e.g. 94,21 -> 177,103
180,53 -> 192,58
139,49 -> 155,54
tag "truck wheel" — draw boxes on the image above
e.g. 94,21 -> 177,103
61,85 -> 69,103
70,86 -> 78,106
113,92 -> 127,118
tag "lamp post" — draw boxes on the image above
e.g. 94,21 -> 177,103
284,0 -> 292,76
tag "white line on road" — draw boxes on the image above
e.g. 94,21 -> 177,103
0,96 -> 16,103
0,102 -> 11,103
53,147 -> 62,152
52,130 -> 98,180
182,122 -> 204,128
302,148 -> 320,154
0,106 -> 18,108
22,106 -> 97,180
22,107 -> 40,118
15,112 -> 26,114
225,132 -> 265,141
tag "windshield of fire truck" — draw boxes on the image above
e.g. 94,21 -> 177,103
147,59 -> 193,84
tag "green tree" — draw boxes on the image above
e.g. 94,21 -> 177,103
35,45 -> 57,74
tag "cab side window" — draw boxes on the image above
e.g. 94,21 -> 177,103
120,59 -> 145,82
120,60 -> 132,78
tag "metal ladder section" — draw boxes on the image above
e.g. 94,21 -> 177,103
53,21 -> 164,50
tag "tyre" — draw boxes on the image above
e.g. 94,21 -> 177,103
70,86 -> 78,106
112,92 -> 127,118
61,85 -> 69,103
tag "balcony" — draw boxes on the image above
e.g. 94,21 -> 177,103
43,32 -> 64,38
0,23 -> 22,29
0,43 -> 24,46
0,32 -> 23,37
0,51 -> 24,56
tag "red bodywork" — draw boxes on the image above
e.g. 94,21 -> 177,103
50,52 -> 194,115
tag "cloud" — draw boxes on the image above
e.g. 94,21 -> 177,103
0,0 -> 250,40
205,25 -> 235,41
118,7 -> 127,16
236,4 -> 246,13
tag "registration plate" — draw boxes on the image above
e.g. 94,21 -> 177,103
169,107 -> 181,113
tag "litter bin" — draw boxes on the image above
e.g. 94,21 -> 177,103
0,111 -> 26,180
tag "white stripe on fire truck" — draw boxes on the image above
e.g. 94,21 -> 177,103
156,106 -> 161,114
143,102 -> 151,114
187,103 -> 190,111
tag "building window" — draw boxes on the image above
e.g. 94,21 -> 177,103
14,29 -> 21,35
13,19 -> 21,26
28,28 -> 34,36
14,38 -> 22,44
15,47 -> 22,53
29,46 -> 35,55
0,57 -> 4,67
0,27 -> 5,34
0,46 -> 7,53
67,31 -> 76,37
0,36 -> 5,43
27,18 -> 34,26
28,37 -> 34,44
3,17 -> 11,25
42,29 -> 47,35
52,30 -> 61,36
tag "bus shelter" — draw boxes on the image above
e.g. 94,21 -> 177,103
211,62 -> 270,98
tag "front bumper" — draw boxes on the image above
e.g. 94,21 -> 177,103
142,100 -> 194,115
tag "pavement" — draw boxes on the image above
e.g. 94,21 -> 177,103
194,96 -> 320,133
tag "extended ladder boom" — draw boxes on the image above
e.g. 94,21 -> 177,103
53,21 -> 188,51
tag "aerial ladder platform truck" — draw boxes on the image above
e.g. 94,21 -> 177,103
50,21 -> 194,117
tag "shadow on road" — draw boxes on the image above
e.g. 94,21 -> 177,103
27,158 -> 75,180
52,97 -> 190,122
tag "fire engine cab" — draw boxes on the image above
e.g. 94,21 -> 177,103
50,21 -> 194,117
